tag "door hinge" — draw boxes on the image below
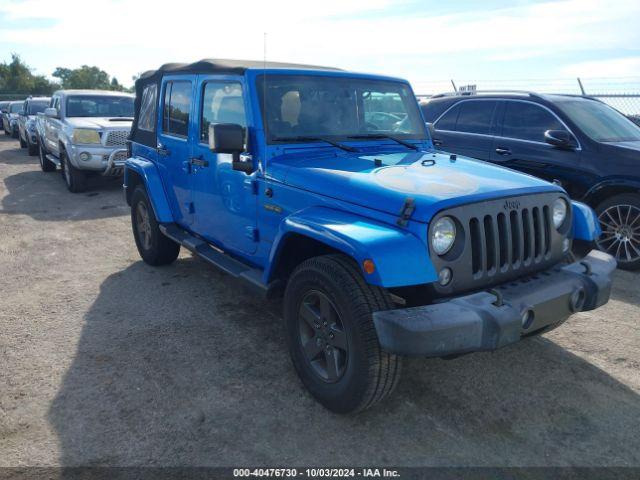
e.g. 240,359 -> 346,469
397,197 -> 415,227
245,226 -> 259,242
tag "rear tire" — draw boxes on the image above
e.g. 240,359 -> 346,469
131,185 -> 180,266
284,254 -> 402,414
38,143 -> 56,171
595,193 -> 640,271
60,150 -> 87,193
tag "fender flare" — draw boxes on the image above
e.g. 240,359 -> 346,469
124,157 -> 173,223
265,206 -> 438,288
583,177 -> 640,205
571,200 -> 601,242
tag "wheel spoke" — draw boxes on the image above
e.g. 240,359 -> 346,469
319,295 -> 335,325
300,302 -> 320,329
624,242 -> 631,261
328,327 -> 348,351
604,210 -> 620,228
324,348 -> 340,381
303,337 -> 323,361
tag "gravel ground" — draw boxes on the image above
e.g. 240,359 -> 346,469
0,135 -> 639,467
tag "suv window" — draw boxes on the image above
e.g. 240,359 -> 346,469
163,81 -> 192,137
200,81 -> 246,142
138,84 -> 157,132
502,101 -> 565,142
456,101 -> 496,135
434,103 -> 460,131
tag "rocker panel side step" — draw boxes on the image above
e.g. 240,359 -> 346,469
46,154 -> 61,166
159,223 -> 271,296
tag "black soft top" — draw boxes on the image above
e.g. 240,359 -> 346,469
130,58 -> 341,146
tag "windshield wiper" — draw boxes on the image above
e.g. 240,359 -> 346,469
271,136 -> 358,152
347,134 -> 420,151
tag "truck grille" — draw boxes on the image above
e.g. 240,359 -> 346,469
428,193 -> 571,295
469,206 -> 551,277
104,130 -> 129,146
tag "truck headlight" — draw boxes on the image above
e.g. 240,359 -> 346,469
553,198 -> 568,229
73,129 -> 101,144
431,216 -> 456,255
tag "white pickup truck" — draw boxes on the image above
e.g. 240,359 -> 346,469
39,89 -> 134,192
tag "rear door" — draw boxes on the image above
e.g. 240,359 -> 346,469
491,100 -> 582,195
431,99 -> 498,161
156,76 -> 197,227
190,75 -> 258,255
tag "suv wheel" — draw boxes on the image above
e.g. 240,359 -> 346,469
60,150 -> 87,193
27,138 -> 38,156
284,254 -> 402,413
131,186 -> 180,266
38,143 -> 56,172
596,193 -> 640,270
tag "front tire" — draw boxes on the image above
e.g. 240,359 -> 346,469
131,186 -> 180,266
595,193 -> 640,271
19,134 -> 27,148
284,254 -> 401,414
27,138 -> 38,156
60,150 -> 87,193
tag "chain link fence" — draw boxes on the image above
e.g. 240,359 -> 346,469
414,77 -> 640,125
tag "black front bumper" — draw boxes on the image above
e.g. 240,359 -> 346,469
373,250 -> 616,357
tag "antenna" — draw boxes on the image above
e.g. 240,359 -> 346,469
263,32 -> 267,178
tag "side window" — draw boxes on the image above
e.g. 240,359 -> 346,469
200,81 -> 246,142
434,104 -> 460,131
138,84 -> 157,132
162,81 -> 192,137
456,101 -> 496,135
502,102 -> 565,142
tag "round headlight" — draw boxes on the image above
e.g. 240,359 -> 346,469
553,198 -> 568,229
431,216 -> 456,255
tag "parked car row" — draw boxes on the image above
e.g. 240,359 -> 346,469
2,62 -> 626,412
420,92 -> 640,270
1,90 -> 134,192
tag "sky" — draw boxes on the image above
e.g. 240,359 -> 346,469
0,0 -> 639,94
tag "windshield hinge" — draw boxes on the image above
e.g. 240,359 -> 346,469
397,198 -> 415,227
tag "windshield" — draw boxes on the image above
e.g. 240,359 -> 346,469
257,75 -> 426,142
555,99 -> 640,142
9,103 -> 22,113
28,101 -> 49,115
66,95 -> 134,118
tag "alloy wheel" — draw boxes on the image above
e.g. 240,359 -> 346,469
63,157 -> 72,187
298,290 -> 349,383
597,204 -> 640,264
136,202 -> 153,251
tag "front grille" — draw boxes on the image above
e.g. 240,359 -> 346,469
469,206 -> 551,277
104,130 -> 129,146
428,193 -> 570,295
103,150 -> 128,163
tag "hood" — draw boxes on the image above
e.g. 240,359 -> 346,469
602,140 -> 640,152
65,117 -> 132,130
269,150 -> 562,223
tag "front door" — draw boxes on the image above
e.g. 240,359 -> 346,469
190,76 -> 258,255
491,100 -> 582,197
157,76 -> 196,227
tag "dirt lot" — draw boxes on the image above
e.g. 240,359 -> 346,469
0,134 -> 639,467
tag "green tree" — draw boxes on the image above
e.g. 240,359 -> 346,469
53,65 -> 112,90
0,53 -> 58,95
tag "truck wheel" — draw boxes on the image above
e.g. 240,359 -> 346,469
60,150 -> 87,193
27,140 -> 38,156
284,254 -> 402,413
38,143 -> 56,171
595,193 -> 640,271
131,185 -> 180,266
19,134 -> 27,148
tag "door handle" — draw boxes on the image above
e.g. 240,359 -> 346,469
433,138 -> 443,147
495,147 -> 512,156
189,157 -> 209,167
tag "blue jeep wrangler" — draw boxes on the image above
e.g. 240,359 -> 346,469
124,59 -> 615,413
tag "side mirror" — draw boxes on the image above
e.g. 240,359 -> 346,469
544,130 -> 577,149
208,123 -> 253,173
44,108 -> 58,118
